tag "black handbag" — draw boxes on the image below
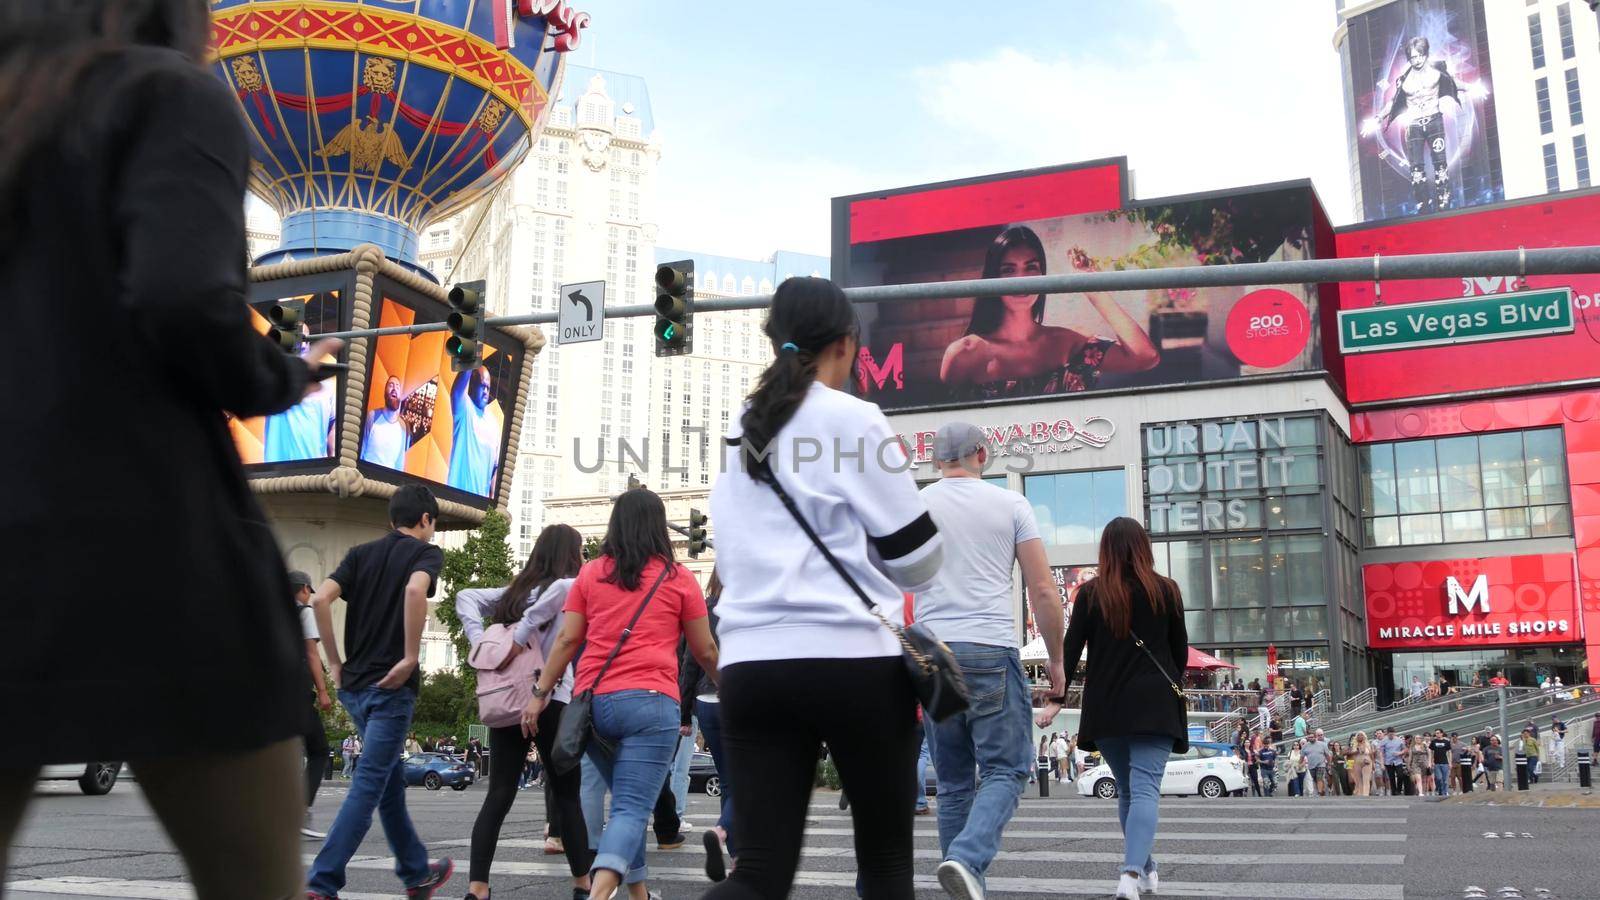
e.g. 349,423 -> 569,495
757,465 -> 969,722
549,565 -> 671,775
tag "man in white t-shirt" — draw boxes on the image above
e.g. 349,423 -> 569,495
915,422 -> 1066,900
446,367 -> 499,497
360,376 -> 410,470
290,570 -> 331,840
1051,734 -> 1071,781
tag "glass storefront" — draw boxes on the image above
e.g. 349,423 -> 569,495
1383,645 -> 1587,694
1025,468 -> 1126,547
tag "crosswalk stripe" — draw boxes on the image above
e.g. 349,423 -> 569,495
331,858 -> 1403,898
798,827 -> 1406,842
423,840 -> 1405,867
3,878 -> 394,900
804,813 -> 1409,825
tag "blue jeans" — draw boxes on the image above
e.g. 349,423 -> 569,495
308,687 -> 429,895
586,690 -> 679,885
1096,735 -> 1171,878
914,733 -> 933,812
696,699 -> 734,855
581,756 -> 606,847
670,716 -> 697,817
1433,763 -> 1450,797
927,644 -> 1031,885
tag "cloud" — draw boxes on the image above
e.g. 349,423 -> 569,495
912,1 -> 1354,224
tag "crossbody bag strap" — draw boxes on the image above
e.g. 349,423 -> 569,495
756,466 -> 927,665
587,564 -> 671,693
1128,629 -> 1185,700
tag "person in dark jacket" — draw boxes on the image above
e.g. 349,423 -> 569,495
682,570 -> 732,882
0,1 -> 340,894
1038,517 -> 1187,900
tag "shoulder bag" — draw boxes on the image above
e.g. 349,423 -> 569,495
548,565 -> 671,775
755,464 -> 969,722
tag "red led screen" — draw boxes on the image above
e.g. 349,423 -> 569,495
1364,553 -> 1580,651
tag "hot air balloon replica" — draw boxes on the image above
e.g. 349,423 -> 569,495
210,0 -> 587,578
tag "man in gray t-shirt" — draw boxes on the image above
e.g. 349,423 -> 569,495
915,422 -> 1066,895
1301,731 -> 1331,796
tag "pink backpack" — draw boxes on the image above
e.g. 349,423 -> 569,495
469,623 -> 546,728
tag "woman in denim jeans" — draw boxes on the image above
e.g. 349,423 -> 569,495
523,489 -> 720,900
1037,518 -> 1187,900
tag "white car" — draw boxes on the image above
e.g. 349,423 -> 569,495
38,763 -> 123,796
1076,745 -> 1246,800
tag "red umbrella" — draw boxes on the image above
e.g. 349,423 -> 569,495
1186,647 -> 1238,671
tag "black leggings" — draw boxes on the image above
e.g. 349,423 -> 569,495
302,701 -> 328,810
469,701 -> 593,882
704,656 -> 918,900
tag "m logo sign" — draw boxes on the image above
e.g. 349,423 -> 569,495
1445,574 -> 1491,615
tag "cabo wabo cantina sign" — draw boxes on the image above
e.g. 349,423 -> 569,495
899,416 -> 1116,466
1364,553 -> 1580,650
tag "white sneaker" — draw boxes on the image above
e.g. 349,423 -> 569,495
300,811 -> 325,840
936,859 -> 984,900
1139,870 -> 1159,894
1115,873 -> 1141,899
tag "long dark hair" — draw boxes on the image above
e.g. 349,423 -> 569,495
599,488 -> 676,591
739,276 -> 858,477
1087,516 -> 1176,639
495,524 -> 584,625
965,225 -> 1047,336
0,0 -> 211,215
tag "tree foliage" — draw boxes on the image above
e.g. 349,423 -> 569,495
435,509 -> 515,697
584,534 -> 603,561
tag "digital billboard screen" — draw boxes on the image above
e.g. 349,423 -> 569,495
837,165 -> 1325,413
1332,191 -> 1600,404
359,283 -> 523,505
230,286 -> 345,467
1343,0 -> 1502,220
1023,564 -> 1096,646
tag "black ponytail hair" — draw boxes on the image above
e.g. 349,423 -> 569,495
739,277 -> 859,478
599,487 -> 676,592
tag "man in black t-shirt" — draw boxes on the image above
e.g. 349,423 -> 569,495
1428,730 -> 1453,798
306,486 -> 454,899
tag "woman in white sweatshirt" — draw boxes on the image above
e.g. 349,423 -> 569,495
705,277 -> 944,900
456,524 -> 590,900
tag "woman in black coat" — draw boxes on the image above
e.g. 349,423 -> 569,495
1038,517 -> 1187,900
0,1 -> 338,893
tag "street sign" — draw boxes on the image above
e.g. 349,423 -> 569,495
1336,287 -> 1574,355
557,279 -> 605,345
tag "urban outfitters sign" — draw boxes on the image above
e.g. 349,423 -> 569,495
1337,288 -> 1574,354
1143,416 -> 1306,533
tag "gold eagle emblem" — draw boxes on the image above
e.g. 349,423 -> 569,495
317,116 -> 409,173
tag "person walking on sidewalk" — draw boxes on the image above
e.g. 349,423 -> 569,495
1551,715 -> 1568,769
704,277 -> 945,900
1303,730 -> 1330,797
306,485 -> 454,899
456,523 -> 594,900
291,571 -> 333,840
1427,730 -> 1452,797
1520,728 -> 1541,785
1038,518 -> 1187,900
911,422 -> 1067,900
341,735 -> 357,779
521,489 -> 720,900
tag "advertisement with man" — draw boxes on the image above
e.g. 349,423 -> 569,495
1023,564 -> 1097,645
230,289 -> 343,465
359,293 -> 521,503
837,170 -> 1324,413
1343,0 -> 1501,219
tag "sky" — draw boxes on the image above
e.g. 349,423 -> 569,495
568,0 -> 1354,260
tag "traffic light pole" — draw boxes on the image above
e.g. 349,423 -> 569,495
313,244 -> 1600,340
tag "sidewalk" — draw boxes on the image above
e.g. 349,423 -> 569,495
1442,782 -> 1600,808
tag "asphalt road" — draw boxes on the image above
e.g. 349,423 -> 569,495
5,775 -> 1595,899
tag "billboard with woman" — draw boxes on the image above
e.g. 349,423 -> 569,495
834,162 -> 1329,413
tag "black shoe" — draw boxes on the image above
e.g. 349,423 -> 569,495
657,832 -> 687,850
571,890 -> 590,900
704,829 -> 726,882
838,792 -> 849,810
406,859 -> 454,899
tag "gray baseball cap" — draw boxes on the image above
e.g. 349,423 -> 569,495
288,570 -> 315,590
933,422 -> 988,462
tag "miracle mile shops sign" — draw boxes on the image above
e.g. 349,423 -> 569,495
1337,287 -> 1573,354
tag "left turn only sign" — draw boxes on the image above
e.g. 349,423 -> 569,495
557,280 -> 604,345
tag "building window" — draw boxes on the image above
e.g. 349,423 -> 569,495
1543,142 -> 1561,191
1566,68 -> 1583,126
1537,77 -> 1554,135
1023,469 -> 1127,547
1558,3 -> 1576,61
1576,134 -> 1591,187
1359,427 -> 1570,548
1145,415 -> 1323,536
1530,12 -> 1547,69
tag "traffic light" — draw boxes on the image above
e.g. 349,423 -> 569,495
267,299 -> 305,352
627,473 -> 642,491
653,260 -> 694,357
446,280 -> 486,371
687,508 -> 708,558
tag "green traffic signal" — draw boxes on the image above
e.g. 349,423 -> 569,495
446,280 -> 486,371
653,260 -> 693,357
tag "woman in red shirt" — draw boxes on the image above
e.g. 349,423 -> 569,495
523,489 -> 719,900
